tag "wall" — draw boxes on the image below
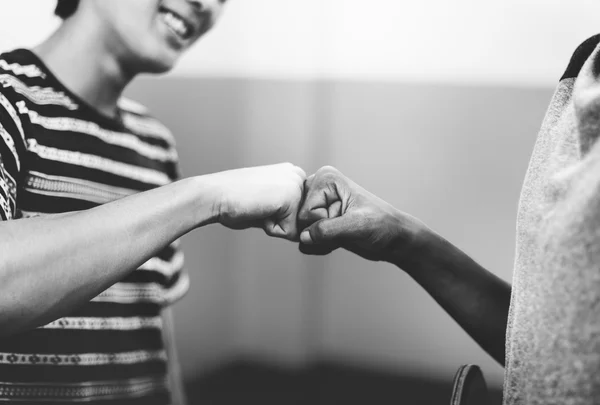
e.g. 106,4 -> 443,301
2,0 -> 600,85
126,77 -> 553,387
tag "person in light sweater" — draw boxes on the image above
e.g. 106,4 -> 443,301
298,34 -> 600,405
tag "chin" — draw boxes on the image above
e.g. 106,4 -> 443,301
144,59 -> 177,74
131,52 -> 180,75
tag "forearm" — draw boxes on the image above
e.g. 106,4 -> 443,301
297,166 -> 511,364
0,175 -> 219,336
389,222 -> 511,365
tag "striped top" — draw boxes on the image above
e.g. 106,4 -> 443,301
0,49 -> 189,404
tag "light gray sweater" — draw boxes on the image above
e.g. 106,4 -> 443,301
504,35 -> 600,404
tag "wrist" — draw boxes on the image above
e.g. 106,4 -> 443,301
186,174 -> 223,228
384,210 -> 436,270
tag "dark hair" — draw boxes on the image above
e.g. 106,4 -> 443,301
55,0 -> 79,19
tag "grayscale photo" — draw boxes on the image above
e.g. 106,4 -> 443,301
0,1 -> 599,404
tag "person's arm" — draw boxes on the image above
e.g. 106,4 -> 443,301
390,226 -> 510,366
298,166 -> 509,365
0,163 -> 306,337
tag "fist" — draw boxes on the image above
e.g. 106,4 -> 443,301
298,166 -> 420,261
213,163 -> 306,241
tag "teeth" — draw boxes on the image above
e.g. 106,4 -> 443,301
162,11 -> 190,38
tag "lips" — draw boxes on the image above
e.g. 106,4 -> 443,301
158,6 -> 197,41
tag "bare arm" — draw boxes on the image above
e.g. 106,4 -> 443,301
0,176 -> 216,336
299,166 -> 509,366
390,227 -> 510,365
0,162 -> 306,337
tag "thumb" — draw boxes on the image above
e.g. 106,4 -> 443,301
300,215 -> 352,245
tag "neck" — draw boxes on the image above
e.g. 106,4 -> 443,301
33,18 -> 136,119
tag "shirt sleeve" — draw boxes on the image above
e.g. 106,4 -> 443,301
0,91 -> 27,220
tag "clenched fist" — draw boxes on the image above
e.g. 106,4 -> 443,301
298,166 -> 424,261
211,163 -> 306,241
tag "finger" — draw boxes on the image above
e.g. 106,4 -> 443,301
298,243 -> 337,256
264,217 -> 282,237
298,190 -> 344,233
264,197 -> 302,241
298,184 -> 339,226
328,200 -> 343,219
299,216 -> 352,245
298,200 -> 343,234
298,206 -> 329,231
264,217 -> 297,241
301,173 -> 316,200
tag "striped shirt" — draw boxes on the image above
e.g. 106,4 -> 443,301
0,48 -> 189,404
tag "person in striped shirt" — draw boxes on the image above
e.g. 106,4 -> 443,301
0,0 -> 306,403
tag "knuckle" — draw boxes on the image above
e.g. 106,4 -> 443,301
298,209 -> 316,225
297,212 -> 308,223
314,167 -> 342,185
297,167 -> 307,179
319,165 -> 339,174
322,172 -> 337,183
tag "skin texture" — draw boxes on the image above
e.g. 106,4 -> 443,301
298,166 -> 511,365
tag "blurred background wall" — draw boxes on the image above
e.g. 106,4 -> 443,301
2,0 -> 600,402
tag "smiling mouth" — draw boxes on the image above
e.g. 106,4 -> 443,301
158,6 -> 194,40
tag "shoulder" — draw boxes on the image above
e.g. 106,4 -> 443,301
0,48 -> 47,81
0,48 -> 79,112
560,34 -> 600,82
0,49 -> 47,144
118,97 -> 177,147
